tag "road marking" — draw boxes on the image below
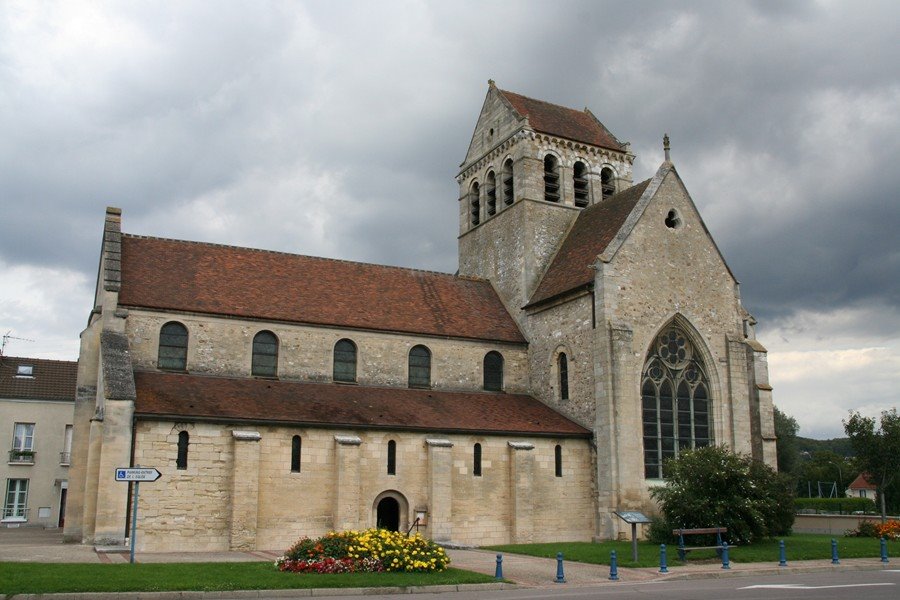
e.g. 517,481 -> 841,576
740,583 -> 895,590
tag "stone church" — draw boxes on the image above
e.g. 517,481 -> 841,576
65,82 -> 776,552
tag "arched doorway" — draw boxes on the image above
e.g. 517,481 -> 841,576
376,497 -> 400,531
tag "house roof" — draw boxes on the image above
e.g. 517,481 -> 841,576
499,89 -> 626,152
0,356 -> 77,402
848,473 -> 877,490
526,178 -> 652,307
119,235 -> 526,344
133,371 -> 592,437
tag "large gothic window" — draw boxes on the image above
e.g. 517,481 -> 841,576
642,326 -> 713,479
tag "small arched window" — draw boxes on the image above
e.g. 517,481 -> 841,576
333,339 -> 357,383
408,345 -> 431,389
573,161 -> 589,207
600,167 -> 615,201
559,353 -> 569,401
554,444 -> 562,477
252,330 -> 278,377
502,158 -> 514,206
483,351 -> 504,391
387,440 -> 397,475
176,431 -> 189,470
291,435 -> 302,473
473,443 -> 482,477
158,322 -> 188,371
470,182 -> 481,227
486,171 -> 497,216
544,155 -> 560,202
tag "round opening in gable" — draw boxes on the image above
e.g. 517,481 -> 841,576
665,209 -> 681,229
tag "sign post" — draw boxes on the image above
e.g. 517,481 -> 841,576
614,511 -> 652,563
115,467 -> 161,563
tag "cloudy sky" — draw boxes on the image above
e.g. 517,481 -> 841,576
2,1 -> 898,439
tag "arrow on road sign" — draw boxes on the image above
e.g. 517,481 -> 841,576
115,467 -> 162,482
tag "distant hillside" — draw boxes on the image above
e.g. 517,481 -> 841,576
796,436 -> 854,457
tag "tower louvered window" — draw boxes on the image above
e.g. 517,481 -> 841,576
470,182 -> 481,226
641,326 -> 713,479
600,167 -> 615,201
573,162 -> 589,207
502,159 -> 514,206
486,171 -> 497,216
544,155 -> 560,202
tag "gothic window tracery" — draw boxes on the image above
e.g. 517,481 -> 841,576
641,326 -> 713,479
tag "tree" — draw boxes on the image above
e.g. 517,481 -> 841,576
774,406 -> 800,475
650,445 -> 795,544
843,409 -> 900,523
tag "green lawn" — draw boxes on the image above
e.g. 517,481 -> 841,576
486,534 -> 897,569
0,563 -> 496,595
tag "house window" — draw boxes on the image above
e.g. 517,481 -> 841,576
642,326 -> 713,479
486,171 -> 497,216
3,479 -> 28,521
387,440 -> 397,475
291,435 -> 302,473
502,158 -> 514,206
15,365 -> 33,378
559,353 -> 569,400
470,182 -> 481,227
544,155 -> 560,202
555,445 -> 563,477
10,423 -> 34,463
61,424 -> 73,465
573,161 -> 589,207
600,167 -> 615,200
483,351 -> 503,391
176,431 -> 189,470
473,443 -> 482,477
158,322 -> 188,371
333,339 -> 357,383
408,345 -> 431,388
251,330 -> 278,377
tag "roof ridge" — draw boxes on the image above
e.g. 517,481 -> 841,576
123,233 -> 463,280
0,356 -> 77,366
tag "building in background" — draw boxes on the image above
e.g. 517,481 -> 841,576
66,82 -> 776,551
1,356 -> 76,528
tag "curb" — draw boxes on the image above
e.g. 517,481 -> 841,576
1,582 -> 514,600
645,561 -> 893,582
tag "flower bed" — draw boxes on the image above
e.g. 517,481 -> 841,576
276,529 -> 450,573
846,518 -> 900,541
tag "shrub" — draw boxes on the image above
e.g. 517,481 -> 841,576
277,529 -> 450,573
846,520 -> 880,538
647,515 -> 675,545
650,445 -> 795,545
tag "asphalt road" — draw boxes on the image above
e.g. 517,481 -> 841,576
253,569 -> 900,600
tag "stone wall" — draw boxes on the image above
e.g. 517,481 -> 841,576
124,310 -> 529,394
132,423 -> 595,552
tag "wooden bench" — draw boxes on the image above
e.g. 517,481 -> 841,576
673,527 -> 728,561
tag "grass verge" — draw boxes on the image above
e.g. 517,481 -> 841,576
486,534 -> 898,568
0,562 -> 496,595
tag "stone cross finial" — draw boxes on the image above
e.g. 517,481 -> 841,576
663,134 -> 671,162
488,79 -> 495,87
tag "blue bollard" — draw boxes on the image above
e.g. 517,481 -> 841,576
495,554 -> 503,580
831,538 -> 840,565
881,537 -> 889,564
721,541 -> 730,570
778,540 -> 787,567
609,550 -> 619,581
659,544 -> 669,574
555,552 -> 566,583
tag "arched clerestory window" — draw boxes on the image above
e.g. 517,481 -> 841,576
544,155 -> 560,202
291,435 -> 302,473
387,440 -> 397,475
333,339 -> 357,383
176,431 -> 189,470
502,158 -> 514,206
558,353 -> 569,400
573,161 -> 589,207
473,443 -> 482,477
158,322 -> 188,371
483,351 -> 503,391
641,326 -> 713,479
600,167 -> 615,201
252,330 -> 278,377
486,171 -> 497,216
408,345 -> 431,389
470,182 -> 481,227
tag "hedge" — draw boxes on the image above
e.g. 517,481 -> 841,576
795,497 -> 876,514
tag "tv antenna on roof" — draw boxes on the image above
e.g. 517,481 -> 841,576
1,331 -> 35,358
